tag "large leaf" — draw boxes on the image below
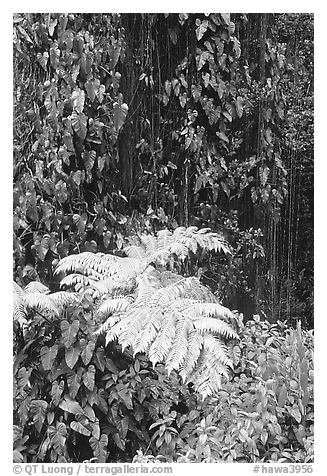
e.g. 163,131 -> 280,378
48,422 -> 67,454
72,87 -> 85,113
89,434 -> 108,463
30,400 -> 48,433
16,367 -> 32,394
80,339 -> 95,365
82,365 -> 96,391
113,102 -> 128,132
85,78 -> 100,103
51,380 -> 65,406
71,111 -> 87,140
59,396 -> 84,416
195,20 -> 208,41
65,344 -> 81,369
66,368 -> 83,398
70,420 -> 91,437
61,319 -> 80,348
40,344 -> 58,371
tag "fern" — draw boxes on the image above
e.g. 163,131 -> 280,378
47,227 -> 237,399
13,280 -> 80,319
96,267 -> 238,397
124,226 -> 231,268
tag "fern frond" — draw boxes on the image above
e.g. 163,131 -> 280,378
148,277 -> 196,308
133,268 -> 163,307
13,281 -> 25,297
132,307 -> 164,354
202,334 -> 233,367
96,296 -> 134,317
123,245 -> 146,258
189,347 -> 229,399
91,276 -> 136,298
24,293 -> 59,316
179,331 -> 204,382
95,311 -> 126,335
140,234 -> 161,256
56,252 -> 152,290
194,317 -> 238,339
165,311 -> 193,374
148,309 -> 177,365
186,301 -> 235,321
60,273 -> 98,291
13,293 -> 27,324
193,365 -> 223,400
24,281 -> 50,294
50,291 -> 80,308
117,306 -> 156,351
55,252 -> 120,278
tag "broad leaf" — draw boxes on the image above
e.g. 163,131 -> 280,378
113,102 -> 128,132
16,367 -> 32,394
30,400 -> 48,433
83,365 -> 96,391
61,319 -> 80,348
70,420 -> 91,436
85,79 -> 100,103
71,111 -> 87,140
195,20 -> 208,41
66,368 -> 83,398
51,380 -> 65,406
89,434 -> 108,463
40,344 -> 58,371
80,339 -> 96,365
65,344 -> 81,369
72,88 -> 85,113
94,347 -> 106,372
59,396 -> 84,416
48,422 -> 67,454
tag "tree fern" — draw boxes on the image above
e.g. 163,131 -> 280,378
95,267 -> 238,398
124,226 -> 231,268
47,227 -> 238,398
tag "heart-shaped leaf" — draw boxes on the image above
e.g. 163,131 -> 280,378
113,102 -> 128,132
66,368 -> 83,398
61,320 -> 80,348
40,344 -> 58,371
83,365 -> 96,391
65,343 -> 81,369
71,111 -> 87,140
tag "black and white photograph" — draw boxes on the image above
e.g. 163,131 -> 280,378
11,6 -> 318,473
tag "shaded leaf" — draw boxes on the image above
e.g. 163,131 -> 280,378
83,365 -> 96,391
40,344 -> 58,371
30,400 -> 48,433
65,344 -> 81,369
61,320 -> 80,348
51,380 -> 65,406
80,339 -> 96,365
67,368 -> 83,398
48,422 -> 67,454
89,434 -> 108,463
113,102 -> 128,132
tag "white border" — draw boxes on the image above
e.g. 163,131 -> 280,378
3,4 -> 325,475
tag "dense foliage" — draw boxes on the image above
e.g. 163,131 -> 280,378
13,12 -> 313,324
13,12 -> 314,464
14,290 -> 313,463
